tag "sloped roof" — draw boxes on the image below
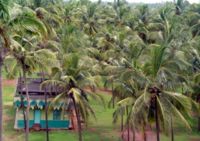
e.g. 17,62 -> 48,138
14,78 -> 73,110
16,78 -> 63,96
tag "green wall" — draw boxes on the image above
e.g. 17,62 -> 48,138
16,108 -> 70,129
17,120 -> 70,129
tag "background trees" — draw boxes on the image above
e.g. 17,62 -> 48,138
1,0 -> 200,141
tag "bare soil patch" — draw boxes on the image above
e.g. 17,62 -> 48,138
122,129 -> 156,141
190,138 -> 200,141
3,79 -> 17,87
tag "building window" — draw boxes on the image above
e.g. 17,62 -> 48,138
53,110 -> 61,120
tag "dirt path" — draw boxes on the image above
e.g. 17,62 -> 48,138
122,129 -> 156,141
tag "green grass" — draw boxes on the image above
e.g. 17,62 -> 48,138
2,82 -> 200,141
161,133 -> 200,141
3,86 -> 15,103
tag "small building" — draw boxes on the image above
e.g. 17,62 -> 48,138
13,78 -> 73,130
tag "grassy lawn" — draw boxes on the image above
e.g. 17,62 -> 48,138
161,133 -> 200,141
161,114 -> 200,141
2,80 -> 200,141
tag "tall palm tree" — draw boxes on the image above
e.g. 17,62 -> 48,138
42,53 -> 103,141
194,73 -> 200,131
0,1 -> 12,140
4,6 -> 56,138
5,45 -> 56,141
1,1 -> 200,141
33,6 -> 64,141
7,5 -> 51,141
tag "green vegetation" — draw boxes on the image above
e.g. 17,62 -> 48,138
2,81 -> 200,141
3,84 -> 122,141
0,0 -> 200,141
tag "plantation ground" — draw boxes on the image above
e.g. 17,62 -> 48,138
2,79 -> 200,141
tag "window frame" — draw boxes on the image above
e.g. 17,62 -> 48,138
53,109 -> 61,120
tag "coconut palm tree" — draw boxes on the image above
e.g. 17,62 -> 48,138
32,6 -> 64,141
186,46 -> 200,131
82,3 -> 98,36
193,73 -> 200,131
113,42 -> 194,141
174,0 -> 189,15
1,1 -> 200,141
5,43 -> 56,140
3,5 -> 58,141
42,53 -> 103,141
0,1 -> 14,140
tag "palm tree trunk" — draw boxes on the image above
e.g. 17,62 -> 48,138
132,127 -> 135,141
45,88 -> 49,141
127,107 -> 130,141
111,82 -> 114,108
117,0 -> 120,6
181,83 -> 184,94
197,99 -> 200,132
19,75 -> 26,130
23,105 -> 26,130
121,112 -> 123,131
126,106 -> 129,116
23,69 -> 30,141
127,120 -> 130,141
0,59 -> 3,141
42,72 -> 49,141
155,97 -> 160,141
71,95 -> 82,141
121,112 -> 124,130
198,117 -> 200,132
171,116 -> 174,141
143,124 -> 147,141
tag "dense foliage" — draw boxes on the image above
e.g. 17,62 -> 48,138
0,0 -> 200,141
